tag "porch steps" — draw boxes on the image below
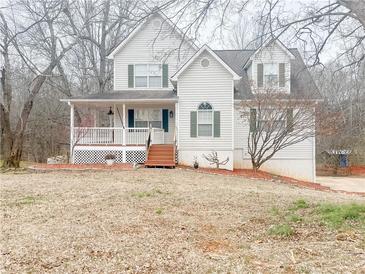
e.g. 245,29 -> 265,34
145,144 -> 176,168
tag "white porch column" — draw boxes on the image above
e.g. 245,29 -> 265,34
122,103 -> 126,145
69,103 -> 75,163
93,109 -> 97,127
175,102 -> 179,148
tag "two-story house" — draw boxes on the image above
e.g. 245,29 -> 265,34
62,11 -> 321,182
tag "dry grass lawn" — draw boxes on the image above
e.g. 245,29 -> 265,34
1,169 -> 364,273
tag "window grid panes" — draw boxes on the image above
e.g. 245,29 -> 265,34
134,64 -> 162,88
134,109 -> 162,129
197,102 -> 213,137
264,63 -> 278,87
258,109 -> 286,131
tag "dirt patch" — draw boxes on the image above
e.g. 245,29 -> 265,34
198,240 -> 233,253
1,169 -> 364,273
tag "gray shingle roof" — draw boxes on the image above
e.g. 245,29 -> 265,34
214,48 -> 322,100
64,48 -> 321,102
65,90 -> 177,101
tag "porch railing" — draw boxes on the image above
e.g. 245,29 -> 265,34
73,127 -> 164,146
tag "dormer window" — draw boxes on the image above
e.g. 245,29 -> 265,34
264,63 -> 278,87
257,63 -> 286,89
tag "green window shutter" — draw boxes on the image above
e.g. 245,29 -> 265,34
162,64 -> 168,88
213,111 -> 220,137
287,108 -> 294,132
128,65 -> 134,88
190,111 -> 197,137
249,108 -> 257,132
257,63 -> 263,87
128,109 -> 134,127
162,109 -> 169,132
279,63 -> 285,87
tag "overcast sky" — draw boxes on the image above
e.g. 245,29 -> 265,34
188,0 -> 341,65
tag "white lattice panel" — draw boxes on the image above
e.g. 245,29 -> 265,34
73,146 -> 146,164
126,150 -> 146,163
74,150 -> 123,164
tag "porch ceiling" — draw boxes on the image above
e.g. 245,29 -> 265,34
61,90 -> 178,103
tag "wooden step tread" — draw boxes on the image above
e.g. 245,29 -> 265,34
145,162 -> 175,167
145,144 -> 175,167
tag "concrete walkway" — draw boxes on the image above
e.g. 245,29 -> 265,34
317,176 -> 365,193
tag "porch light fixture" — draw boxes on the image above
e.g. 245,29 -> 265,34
107,106 -> 114,116
169,110 -> 173,118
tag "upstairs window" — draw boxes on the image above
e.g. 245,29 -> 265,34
264,63 -> 278,87
257,63 -> 286,88
134,64 -> 162,88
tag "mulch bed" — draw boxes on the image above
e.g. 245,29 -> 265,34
351,166 -> 365,176
28,163 -> 134,171
178,166 -> 365,197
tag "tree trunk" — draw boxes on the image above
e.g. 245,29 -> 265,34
251,158 -> 261,172
2,137 -> 23,168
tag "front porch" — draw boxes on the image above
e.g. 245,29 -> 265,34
65,96 -> 177,165
71,127 -> 164,164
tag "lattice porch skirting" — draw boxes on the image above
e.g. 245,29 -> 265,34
73,146 -> 146,164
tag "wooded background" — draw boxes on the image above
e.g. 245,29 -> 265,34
1,0 -> 364,167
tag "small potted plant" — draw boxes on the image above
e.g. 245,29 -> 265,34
193,156 -> 199,169
105,154 -> 116,166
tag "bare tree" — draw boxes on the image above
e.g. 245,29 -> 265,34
202,151 -> 229,168
161,0 -> 365,68
0,0 -> 75,168
238,90 -> 316,171
63,0 -> 141,94
314,62 -> 365,165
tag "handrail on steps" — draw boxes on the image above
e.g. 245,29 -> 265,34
145,127 -> 152,159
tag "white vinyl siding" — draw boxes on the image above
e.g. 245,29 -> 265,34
178,51 -> 233,150
233,105 -> 314,159
113,14 -> 195,90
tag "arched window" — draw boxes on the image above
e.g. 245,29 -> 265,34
197,102 -> 213,136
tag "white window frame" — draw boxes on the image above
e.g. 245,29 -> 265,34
263,63 -> 279,88
197,102 -> 213,137
134,64 -> 162,88
134,108 -> 162,129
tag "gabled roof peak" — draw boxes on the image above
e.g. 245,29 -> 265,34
252,37 -> 296,60
107,11 -> 198,59
171,44 -> 241,81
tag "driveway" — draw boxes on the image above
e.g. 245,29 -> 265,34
316,176 -> 365,193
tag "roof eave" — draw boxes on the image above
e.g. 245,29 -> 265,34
60,98 -> 178,103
